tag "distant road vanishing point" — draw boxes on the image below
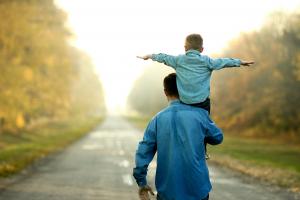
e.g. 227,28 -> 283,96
0,116 -> 298,200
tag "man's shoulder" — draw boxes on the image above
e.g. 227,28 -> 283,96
156,102 -> 208,118
154,106 -> 172,118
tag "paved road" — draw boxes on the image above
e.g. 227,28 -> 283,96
0,116 -> 298,200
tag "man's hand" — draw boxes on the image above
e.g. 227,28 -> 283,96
137,55 -> 152,60
240,61 -> 255,67
138,185 -> 155,200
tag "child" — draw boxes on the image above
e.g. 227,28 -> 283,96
138,33 -> 254,158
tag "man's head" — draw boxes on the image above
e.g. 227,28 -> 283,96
184,34 -> 204,52
163,73 -> 179,101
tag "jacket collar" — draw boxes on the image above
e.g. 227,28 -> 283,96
169,99 -> 181,105
185,49 -> 201,55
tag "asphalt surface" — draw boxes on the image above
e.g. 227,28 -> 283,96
0,116 -> 298,200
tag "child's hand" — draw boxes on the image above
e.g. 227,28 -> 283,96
241,61 -> 255,67
137,55 -> 152,60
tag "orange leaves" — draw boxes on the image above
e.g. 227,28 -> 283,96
23,68 -> 33,81
212,10 -> 300,136
16,113 -> 25,129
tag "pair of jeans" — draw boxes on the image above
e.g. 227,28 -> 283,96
157,194 -> 209,200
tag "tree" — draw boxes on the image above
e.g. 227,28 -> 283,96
127,10 -> 300,137
212,10 -> 300,135
0,0 -> 106,133
127,63 -> 174,116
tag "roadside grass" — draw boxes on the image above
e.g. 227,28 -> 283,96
126,115 -> 300,192
0,116 -> 103,177
208,136 -> 300,191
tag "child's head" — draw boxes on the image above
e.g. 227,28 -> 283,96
185,34 -> 204,52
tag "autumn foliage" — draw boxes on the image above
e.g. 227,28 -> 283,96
128,10 -> 300,137
0,0 -> 105,133
212,11 -> 300,136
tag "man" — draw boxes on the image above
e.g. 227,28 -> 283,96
133,73 -> 223,200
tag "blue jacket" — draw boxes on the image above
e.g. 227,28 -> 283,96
133,100 -> 223,200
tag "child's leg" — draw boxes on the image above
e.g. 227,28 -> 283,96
190,98 -> 211,159
187,98 -> 210,113
181,98 -> 211,159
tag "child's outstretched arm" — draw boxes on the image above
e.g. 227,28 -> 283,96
137,54 -> 178,69
240,61 -> 255,66
137,55 -> 152,60
207,57 -> 254,70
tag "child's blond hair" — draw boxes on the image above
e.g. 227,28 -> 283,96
185,34 -> 203,51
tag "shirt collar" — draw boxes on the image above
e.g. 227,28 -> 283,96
186,49 -> 201,55
169,99 -> 181,105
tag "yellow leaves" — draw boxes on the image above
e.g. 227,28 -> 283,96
210,11 -> 300,135
0,163 -> 16,175
0,0 -> 105,134
45,56 -> 55,66
294,53 -> 300,81
23,67 -> 33,81
12,56 -> 22,65
16,113 -> 25,128
3,89 -> 12,96
272,69 -> 283,81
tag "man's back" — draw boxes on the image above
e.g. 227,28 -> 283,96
134,100 -> 223,200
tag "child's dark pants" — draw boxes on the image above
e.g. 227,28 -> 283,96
186,98 -> 211,114
181,98 -> 211,159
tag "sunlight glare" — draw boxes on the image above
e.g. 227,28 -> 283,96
56,0 -> 299,113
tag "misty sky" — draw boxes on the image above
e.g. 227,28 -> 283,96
56,0 -> 299,113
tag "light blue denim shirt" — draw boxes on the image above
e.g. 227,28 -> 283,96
152,50 -> 241,104
133,100 -> 223,200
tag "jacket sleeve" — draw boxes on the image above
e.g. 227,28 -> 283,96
206,56 -> 241,70
151,53 -> 178,69
204,116 -> 223,145
133,118 -> 157,187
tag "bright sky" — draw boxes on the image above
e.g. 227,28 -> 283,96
56,0 -> 299,113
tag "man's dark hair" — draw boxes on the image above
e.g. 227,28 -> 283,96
163,73 -> 179,97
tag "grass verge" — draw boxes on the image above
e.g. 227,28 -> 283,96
0,116 -> 103,177
208,136 -> 300,192
126,115 -> 300,192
